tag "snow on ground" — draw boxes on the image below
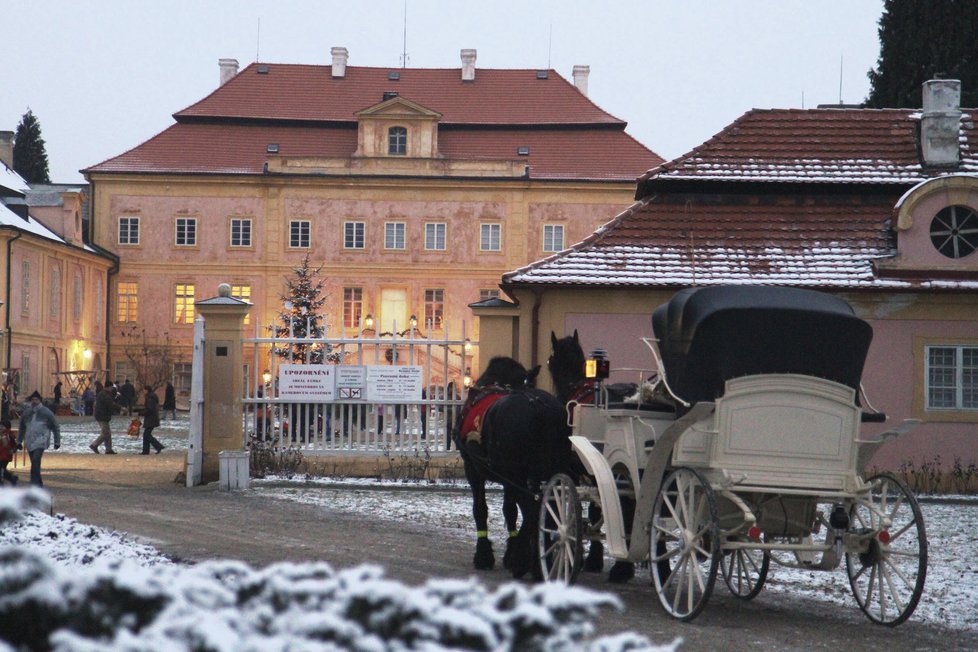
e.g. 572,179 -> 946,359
44,413 -> 190,455
250,478 -> 978,632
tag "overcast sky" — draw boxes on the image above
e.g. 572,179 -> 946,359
2,0 -> 884,184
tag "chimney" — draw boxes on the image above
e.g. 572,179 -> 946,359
219,58 -> 239,86
331,47 -> 349,78
0,131 -> 13,169
920,79 -> 962,167
572,65 -> 590,96
461,49 -> 477,82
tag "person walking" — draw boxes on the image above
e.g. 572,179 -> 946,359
163,382 -> 177,421
82,385 -> 96,416
53,380 -> 63,407
16,391 -> 61,487
119,379 -> 136,416
0,418 -> 19,486
139,386 -> 165,455
90,381 -> 117,454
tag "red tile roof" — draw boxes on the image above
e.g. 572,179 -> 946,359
505,197 -> 910,289
86,63 -> 662,180
176,64 -> 627,126
637,108 -> 977,193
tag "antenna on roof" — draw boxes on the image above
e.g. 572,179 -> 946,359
256,17 -> 261,62
400,0 -> 409,68
547,23 -> 552,69
838,55 -> 844,104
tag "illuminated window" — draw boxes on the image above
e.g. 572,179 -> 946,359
385,222 -> 406,249
289,220 -> 310,248
480,223 -> 501,251
344,221 -> 365,249
926,345 -> 978,410
175,284 -> 195,324
543,224 -> 565,252
343,287 -> 363,328
230,218 -> 252,247
117,282 -> 138,323
118,216 -> 139,245
424,288 -> 444,330
388,126 -> 407,155
231,285 -> 251,325
425,223 -> 446,250
175,217 -> 197,246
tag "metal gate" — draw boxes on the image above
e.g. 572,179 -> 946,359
242,320 -> 473,454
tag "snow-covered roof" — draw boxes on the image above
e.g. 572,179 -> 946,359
0,162 -> 28,195
0,201 -> 99,255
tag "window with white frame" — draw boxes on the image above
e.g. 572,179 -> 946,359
230,218 -> 252,247
73,273 -> 82,322
289,220 -> 310,248
926,345 -> 978,410
479,289 -> 500,302
21,261 -> 30,315
118,216 -> 139,245
175,217 -> 197,246
117,282 -> 138,323
344,221 -> 365,249
388,126 -> 407,155
175,284 -> 195,324
343,287 -> 363,328
424,288 -> 444,330
231,285 -> 251,325
49,266 -> 61,319
174,362 -> 192,395
480,223 -> 501,251
425,222 -> 446,250
385,222 -> 406,250
543,224 -> 565,252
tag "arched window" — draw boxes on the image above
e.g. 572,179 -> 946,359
388,126 -> 407,156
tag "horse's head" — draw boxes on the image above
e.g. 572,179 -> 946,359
548,330 -> 586,390
475,356 -> 529,389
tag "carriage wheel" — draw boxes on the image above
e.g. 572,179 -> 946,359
538,473 -> 584,584
720,540 -> 769,600
649,467 -> 720,620
846,473 -> 927,626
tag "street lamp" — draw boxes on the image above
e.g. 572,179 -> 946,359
363,313 -> 374,330
262,369 -> 271,385
463,367 -> 472,389
409,314 -> 418,329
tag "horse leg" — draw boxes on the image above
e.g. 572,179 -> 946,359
584,501 -> 605,572
501,485 -> 519,571
608,492 -> 636,583
508,486 -> 542,581
465,457 -> 495,570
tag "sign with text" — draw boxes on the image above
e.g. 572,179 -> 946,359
366,366 -> 423,402
277,364 -> 335,401
335,366 -> 366,400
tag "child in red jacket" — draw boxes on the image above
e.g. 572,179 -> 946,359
0,418 -> 19,485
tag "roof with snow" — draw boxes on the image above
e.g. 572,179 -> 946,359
0,162 -> 28,195
85,63 -> 661,181
504,107 -> 978,292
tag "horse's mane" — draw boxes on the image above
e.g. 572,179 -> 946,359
475,356 -> 530,389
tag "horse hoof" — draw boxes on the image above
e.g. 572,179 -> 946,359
584,542 -> 604,572
608,561 -> 635,584
474,538 -> 495,571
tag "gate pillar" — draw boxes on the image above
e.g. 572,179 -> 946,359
194,284 -> 251,483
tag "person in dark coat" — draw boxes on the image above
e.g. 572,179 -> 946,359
90,381 -> 117,454
82,386 -> 96,416
17,391 -> 61,487
140,386 -> 165,454
1,382 -> 10,422
163,382 -> 177,420
119,379 -> 136,415
53,381 -> 63,406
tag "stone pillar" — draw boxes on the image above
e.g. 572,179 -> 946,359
195,284 -> 251,483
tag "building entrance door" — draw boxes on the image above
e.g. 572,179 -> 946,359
380,289 -> 407,334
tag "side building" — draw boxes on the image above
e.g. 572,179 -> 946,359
84,48 -> 661,398
479,80 -> 978,471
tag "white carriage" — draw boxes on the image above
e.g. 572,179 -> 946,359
537,286 -> 927,625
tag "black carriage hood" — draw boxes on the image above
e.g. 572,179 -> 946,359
652,286 -> 873,408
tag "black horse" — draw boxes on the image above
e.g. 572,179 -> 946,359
454,356 -> 574,579
548,330 -> 638,583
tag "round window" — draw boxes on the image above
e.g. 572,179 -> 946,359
929,205 -> 978,259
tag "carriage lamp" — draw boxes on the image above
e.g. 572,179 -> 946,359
463,368 -> 472,389
585,348 -> 610,381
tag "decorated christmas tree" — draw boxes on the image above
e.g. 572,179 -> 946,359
272,255 -> 340,364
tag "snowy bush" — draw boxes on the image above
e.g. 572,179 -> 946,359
0,490 -> 677,652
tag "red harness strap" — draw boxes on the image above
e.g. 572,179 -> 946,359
457,387 -> 508,444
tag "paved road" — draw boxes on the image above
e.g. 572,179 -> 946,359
39,452 -> 978,651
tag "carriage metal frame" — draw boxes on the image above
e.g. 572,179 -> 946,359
536,287 -> 928,625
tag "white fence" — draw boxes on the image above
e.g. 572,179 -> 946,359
242,321 -> 472,454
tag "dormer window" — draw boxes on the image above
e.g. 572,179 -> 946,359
388,127 -> 407,156
930,205 -> 978,259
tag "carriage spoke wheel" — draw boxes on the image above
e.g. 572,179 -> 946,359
538,473 -> 584,584
720,538 -> 769,600
846,473 -> 927,626
649,467 -> 720,620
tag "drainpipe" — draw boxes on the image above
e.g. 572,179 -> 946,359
529,287 -> 544,369
5,230 -> 22,371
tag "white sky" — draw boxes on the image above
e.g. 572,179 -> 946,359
1,0 -> 884,184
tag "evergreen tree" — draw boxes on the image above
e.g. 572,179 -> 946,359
865,0 -> 978,108
12,108 -> 51,183
273,254 -> 340,364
